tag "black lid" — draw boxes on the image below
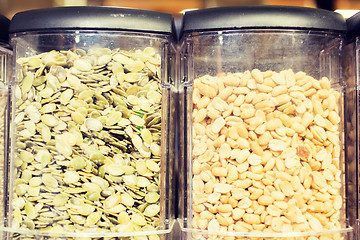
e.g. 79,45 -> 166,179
0,15 -> 10,43
181,6 -> 347,35
9,6 -> 174,35
346,12 -> 360,40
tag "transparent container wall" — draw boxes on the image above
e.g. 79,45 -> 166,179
179,30 -> 349,237
0,44 -> 11,233
7,31 -> 176,238
0,222 -> 175,240
342,41 -> 358,235
0,86 -> 8,224
184,30 -> 342,81
0,43 -> 12,85
181,229 -> 353,240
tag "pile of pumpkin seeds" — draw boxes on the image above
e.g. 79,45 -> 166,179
11,46 -> 162,237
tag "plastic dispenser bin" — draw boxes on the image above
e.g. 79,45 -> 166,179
178,6 -> 352,240
6,6 -> 176,240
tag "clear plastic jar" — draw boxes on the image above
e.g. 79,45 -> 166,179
7,6 -> 176,239
343,11 -> 360,239
178,6 -> 352,240
0,13 -> 11,227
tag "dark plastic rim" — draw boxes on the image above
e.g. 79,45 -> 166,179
181,5 -> 347,35
9,6 -> 174,35
346,12 -> 360,40
0,15 -> 10,43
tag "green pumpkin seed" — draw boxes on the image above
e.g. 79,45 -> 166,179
13,46 -> 163,235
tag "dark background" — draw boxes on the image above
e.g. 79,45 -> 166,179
0,0 -> 358,19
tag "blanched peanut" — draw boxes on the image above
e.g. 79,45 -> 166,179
197,82 -> 217,98
191,70 -> 344,237
266,118 -> 282,130
217,204 -> 233,213
211,167 -> 227,177
243,213 -> 261,224
212,117 -> 226,133
216,214 -> 234,226
232,208 -> 245,220
198,96 -> 211,109
258,195 -> 275,206
275,94 -> 292,106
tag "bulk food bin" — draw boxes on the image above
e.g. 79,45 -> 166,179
0,14 -> 11,230
178,6 -> 353,240
4,6 -> 176,240
343,12 -> 360,239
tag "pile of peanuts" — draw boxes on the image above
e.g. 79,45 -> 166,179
191,69 -> 344,239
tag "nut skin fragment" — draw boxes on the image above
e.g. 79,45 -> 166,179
192,69 -> 344,236
297,144 -> 312,160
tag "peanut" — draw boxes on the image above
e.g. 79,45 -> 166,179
191,70 -> 344,237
